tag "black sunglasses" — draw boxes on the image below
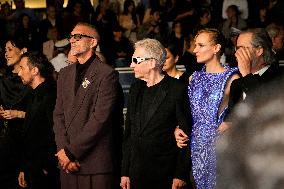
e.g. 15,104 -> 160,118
132,57 -> 154,64
68,34 -> 95,41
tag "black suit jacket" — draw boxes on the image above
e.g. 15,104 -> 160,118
226,65 -> 280,120
121,75 -> 192,183
21,81 -> 58,173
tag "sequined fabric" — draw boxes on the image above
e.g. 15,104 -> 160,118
188,66 -> 238,189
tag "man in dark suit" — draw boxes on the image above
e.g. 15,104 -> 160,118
17,51 -> 59,189
224,28 -> 280,125
53,22 -> 122,189
120,38 -> 192,189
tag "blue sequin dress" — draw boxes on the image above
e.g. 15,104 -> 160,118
188,66 -> 238,189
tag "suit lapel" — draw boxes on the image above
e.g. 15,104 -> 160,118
139,76 -> 169,134
66,59 -> 99,130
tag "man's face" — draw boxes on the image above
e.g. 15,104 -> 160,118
69,25 -> 97,57
18,57 -> 33,86
236,33 -> 258,66
47,6 -> 56,19
273,30 -> 284,52
130,47 -> 152,80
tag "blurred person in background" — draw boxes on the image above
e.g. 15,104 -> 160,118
221,5 -> 247,41
39,4 -> 63,43
217,77 -> 284,189
167,21 -> 185,58
50,38 -> 70,73
118,0 -> 140,42
43,26 -> 60,60
14,13 -> 40,51
177,34 -> 203,76
266,23 -> 284,61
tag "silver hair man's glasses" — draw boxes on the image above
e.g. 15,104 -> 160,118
132,57 -> 154,64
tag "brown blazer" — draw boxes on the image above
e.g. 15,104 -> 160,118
53,56 -> 120,174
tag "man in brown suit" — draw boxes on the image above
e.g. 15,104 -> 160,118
53,22 -> 121,189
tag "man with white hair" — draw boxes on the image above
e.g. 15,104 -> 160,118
121,38 -> 192,189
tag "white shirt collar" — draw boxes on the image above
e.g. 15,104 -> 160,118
253,65 -> 270,76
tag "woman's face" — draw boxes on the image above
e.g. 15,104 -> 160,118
128,3 -> 134,13
174,23 -> 182,34
22,15 -> 30,28
193,32 -> 216,63
163,48 -> 177,72
5,41 -> 22,66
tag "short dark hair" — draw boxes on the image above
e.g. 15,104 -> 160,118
21,51 -> 55,80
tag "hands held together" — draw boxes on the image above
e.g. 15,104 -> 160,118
55,149 -> 80,173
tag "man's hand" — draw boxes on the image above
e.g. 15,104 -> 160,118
55,149 -> 71,170
120,176 -> 130,189
18,171 -> 28,188
174,127 -> 189,148
66,161 -> 80,173
235,47 -> 254,77
172,178 -> 187,189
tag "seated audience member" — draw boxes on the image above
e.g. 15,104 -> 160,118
137,8 -> 169,44
217,77 -> 284,189
39,5 -> 63,43
163,44 -> 189,83
222,0 -> 248,20
43,26 -> 60,60
221,5 -> 247,41
50,38 -> 70,72
14,13 -> 40,51
193,8 -> 212,35
118,0 -> 140,42
224,27 -> 241,68
177,35 -> 203,76
167,21 -> 184,58
108,25 -> 134,67
266,23 -> 284,60
17,51 -> 59,189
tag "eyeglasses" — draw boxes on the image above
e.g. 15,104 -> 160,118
68,34 -> 95,41
132,57 -> 153,64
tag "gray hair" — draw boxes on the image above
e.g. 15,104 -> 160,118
266,23 -> 283,39
242,28 -> 276,65
76,22 -> 100,42
134,38 -> 166,70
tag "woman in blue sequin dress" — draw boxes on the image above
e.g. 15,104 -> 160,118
176,29 -> 239,189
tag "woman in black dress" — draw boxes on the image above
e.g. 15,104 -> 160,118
0,38 -> 32,189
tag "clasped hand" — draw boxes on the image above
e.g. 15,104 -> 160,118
55,149 -> 80,173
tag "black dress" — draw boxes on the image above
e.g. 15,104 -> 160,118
0,71 -> 32,189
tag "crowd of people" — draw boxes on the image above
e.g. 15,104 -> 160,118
0,0 -> 283,189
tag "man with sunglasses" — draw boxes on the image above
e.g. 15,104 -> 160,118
121,38 -> 193,189
53,22 -> 122,189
